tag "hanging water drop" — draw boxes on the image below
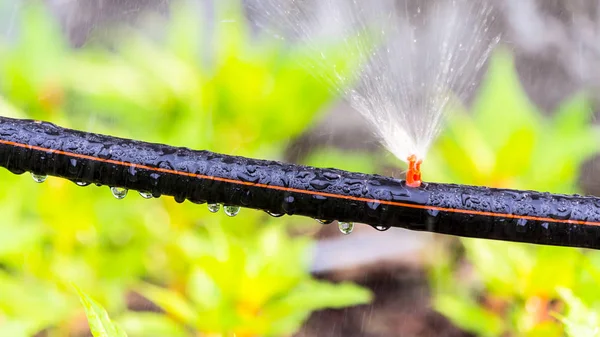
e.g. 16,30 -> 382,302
110,187 -> 128,199
174,195 -> 186,204
207,203 -> 221,213
31,173 -> 47,183
224,205 -> 241,217
76,181 -> 90,187
265,210 -> 284,217
316,219 -> 334,225
516,218 -> 528,233
139,191 -> 153,199
338,222 -> 354,235
374,225 -> 390,232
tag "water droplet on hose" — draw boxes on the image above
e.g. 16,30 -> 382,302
31,173 -> 47,183
139,191 -> 153,199
207,203 -> 220,213
240,189 -> 252,205
224,205 -> 240,217
427,208 -> 440,217
265,210 -> 284,217
68,158 -> 78,174
375,225 -> 390,232
310,179 -> 331,190
110,187 -> 128,199
9,168 -> 25,175
316,219 -> 333,225
128,166 -> 138,182
149,173 -> 160,187
516,218 -> 527,233
76,181 -> 90,187
323,172 -> 340,180
338,222 -> 354,235
282,195 -> 296,214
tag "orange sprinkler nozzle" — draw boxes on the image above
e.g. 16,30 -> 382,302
406,154 -> 422,188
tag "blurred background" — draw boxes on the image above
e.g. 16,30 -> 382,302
1,0 -> 600,336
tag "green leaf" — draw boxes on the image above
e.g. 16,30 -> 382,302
434,293 -> 504,337
0,222 -> 44,257
494,126 -> 536,179
166,2 -> 204,63
135,283 -> 197,324
552,93 -> 593,137
263,279 -> 372,320
262,279 -> 372,335
522,321 -> 563,337
462,239 -> 535,296
0,320 -> 34,337
472,48 -> 541,151
0,271 -> 70,332
302,147 -> 380,174
0,96 -> 26,118
73,284 -> 128,337
117,312 -> 188,337
524,247 -> 581,297
556,288 -> 600,337
187,267 -> 221,309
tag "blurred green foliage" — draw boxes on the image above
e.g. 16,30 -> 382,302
75,285 -> 129,337
0,1 -> 372,336
425,49 -> 600,337
136,226 -> 370,336
3,1 -> 600,336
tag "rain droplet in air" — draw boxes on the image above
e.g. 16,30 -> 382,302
110,187 -> 128,199
31,173 -> 47,183
139,191 -> 153,199
224,205 -> 241,217
338,222 -> 354,235
207,203 -> 221,213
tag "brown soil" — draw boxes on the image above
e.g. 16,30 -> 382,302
296,266 -> 472,337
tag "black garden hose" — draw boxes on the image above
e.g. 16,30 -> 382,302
1,116 -> 600,249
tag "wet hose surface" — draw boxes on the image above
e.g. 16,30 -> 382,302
2,116 -> 600,249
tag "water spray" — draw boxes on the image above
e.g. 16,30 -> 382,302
248,0 -> 499,177
2,116 -> 600,250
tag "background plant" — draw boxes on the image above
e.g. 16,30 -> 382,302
426,49 -> 600,337
2,1 -> 600,337
0,1 -> 371,336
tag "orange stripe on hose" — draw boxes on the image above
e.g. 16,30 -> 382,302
2,139 -> 599,227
